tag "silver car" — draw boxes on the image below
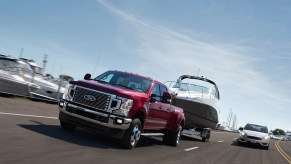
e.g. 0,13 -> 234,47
238,123 -> 270,150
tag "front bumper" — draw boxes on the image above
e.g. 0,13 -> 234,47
58,100 -> 132,139
238,137 -> 269,147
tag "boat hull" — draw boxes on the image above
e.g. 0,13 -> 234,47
171,97 -> 218,129
0,76 -> 39,96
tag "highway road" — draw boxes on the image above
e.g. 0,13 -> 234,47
0,96 -> 291,164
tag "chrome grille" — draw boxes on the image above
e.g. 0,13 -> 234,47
247,136 -> 262,140
73,87 -> 111,111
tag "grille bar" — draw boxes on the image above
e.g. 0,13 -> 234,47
247,136 -> 262,140
72,86 -> 111,111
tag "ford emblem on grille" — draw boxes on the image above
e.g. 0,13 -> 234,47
84,95 -> 96,102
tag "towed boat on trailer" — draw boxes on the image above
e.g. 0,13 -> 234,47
165,75 -> 220,129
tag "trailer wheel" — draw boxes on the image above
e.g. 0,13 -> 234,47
202,130 -> 210,142
121,118 -> 141,149
163,125 -> 182,147
60,121 -> 77,131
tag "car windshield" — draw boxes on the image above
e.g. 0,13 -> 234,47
94,71 -> 152,94
244,124 -> 268,133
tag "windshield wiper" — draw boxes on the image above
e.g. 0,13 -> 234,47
113,84 -> 133,90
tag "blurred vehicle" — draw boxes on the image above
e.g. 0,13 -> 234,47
237,123 -> 270,150
0,55 -> 72,101
18,58 -> 72,101
232,130 -> 240,133
0,55 -> 39,96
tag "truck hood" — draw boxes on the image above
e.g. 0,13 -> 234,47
70,80 -> 148,99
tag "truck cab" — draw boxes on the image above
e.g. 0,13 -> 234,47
58,70 -> 185,149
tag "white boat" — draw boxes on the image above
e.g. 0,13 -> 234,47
0,55 -> 39,96
165,75 -> 220,129
18,58 -> 69,100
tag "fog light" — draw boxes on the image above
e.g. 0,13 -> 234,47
116,118 -> 123,124
59,102 -> 64,108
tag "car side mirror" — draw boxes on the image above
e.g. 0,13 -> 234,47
84,73 -> 91,80
161,92 -> 172,103
239,127 -> 243,131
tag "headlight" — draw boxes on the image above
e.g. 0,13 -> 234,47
62,84 -> 74,100
112,97 -> 133,116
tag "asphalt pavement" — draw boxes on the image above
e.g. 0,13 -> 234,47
0,96 -> 290,164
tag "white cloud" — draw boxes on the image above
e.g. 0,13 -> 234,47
97,0 -> 290,103
97,0 -> 291,130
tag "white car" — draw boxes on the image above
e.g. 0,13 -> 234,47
238,123 -> 270,150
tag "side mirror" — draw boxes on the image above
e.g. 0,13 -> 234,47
84,73 -> 91,80
239,127 -> 243,131
161,92 -> 172,103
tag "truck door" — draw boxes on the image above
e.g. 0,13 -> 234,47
144,83 -> 170,129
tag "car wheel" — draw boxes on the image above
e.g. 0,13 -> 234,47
121,118 -> 141,149
237,139 -> 241,145
60,121 -> 77,131
264,145 -> 269,150
163,125 -> 182,147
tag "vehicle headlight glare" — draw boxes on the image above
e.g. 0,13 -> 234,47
263,136 -> 269,140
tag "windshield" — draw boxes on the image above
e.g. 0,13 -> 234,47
244,124 -> 268,133
95,71 -> 152,94
165,81 -> 217,99
0,58 -> 19,72
0,58 -> 34,76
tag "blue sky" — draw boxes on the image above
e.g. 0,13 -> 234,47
0,0 -> 290,131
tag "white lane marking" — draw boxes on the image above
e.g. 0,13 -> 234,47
217,140 -> 224,143
184,147 -> 199,152
0,112 -> 58,119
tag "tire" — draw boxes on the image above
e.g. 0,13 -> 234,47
264,145 -> 269,150
121,119 -> 141,149
202,131 -> 210,142
163,125 -> 182,147
60,121 -> 77,131
237,140 -> 241,145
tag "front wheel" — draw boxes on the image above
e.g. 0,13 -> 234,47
163,125 -> 182,147
121,119 -> 141,149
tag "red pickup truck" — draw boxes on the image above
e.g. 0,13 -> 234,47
58,70 -> 185,149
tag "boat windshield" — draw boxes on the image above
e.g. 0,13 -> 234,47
165,81 -> 217,99
17,61 -> 34,76
0,58 -> 33,76
95,71 -> 152,94
0,58 -> 19,72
